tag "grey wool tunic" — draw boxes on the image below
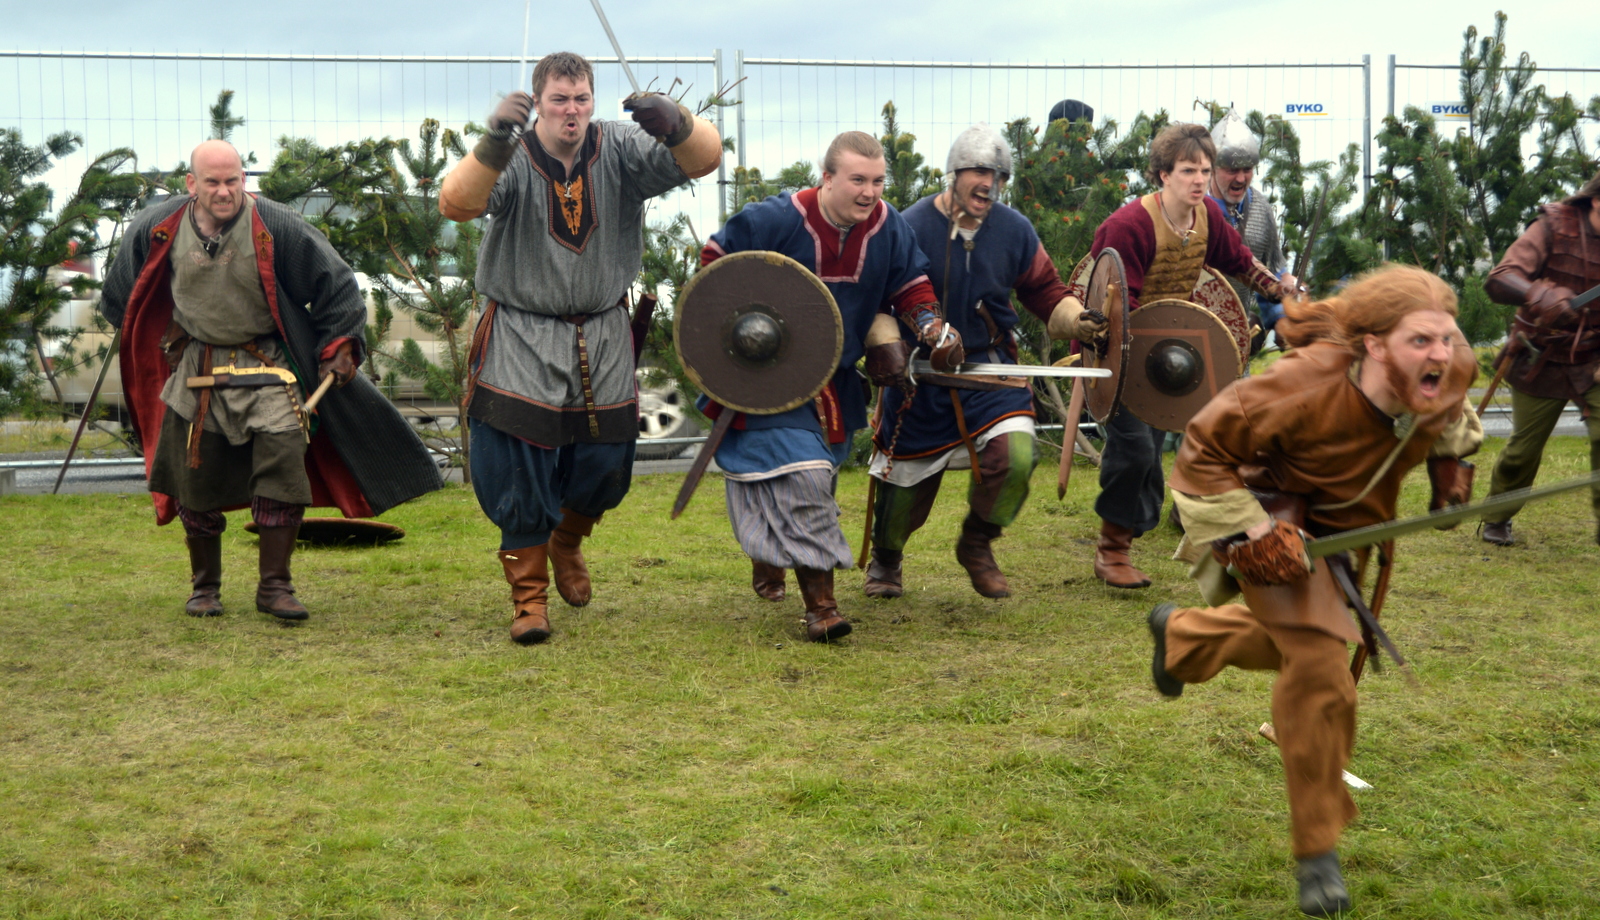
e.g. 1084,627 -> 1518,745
468,119 -> 688,447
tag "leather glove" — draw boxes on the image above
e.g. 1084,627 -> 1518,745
1427,457 -> 1475,529
865,341 -> 913,388
624,93 -> 693,147
920,319 -> 965,372
1213,518 -> 1312,586
473,92 -> 532,171
1047,296 -> 1107,343
318,340 -> 358,389
1524,279 -> 1579,329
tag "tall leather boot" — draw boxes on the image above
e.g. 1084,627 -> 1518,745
500,545 -> 552,645
751,560 -> 787,601
255,525 -> 310,620
1094,519 -> 1151,589
185,536 -> 224,617
863,548 -> 904,599
794,567 -> 852,642
548,508 -> 598,607
955,513 -> 1011,598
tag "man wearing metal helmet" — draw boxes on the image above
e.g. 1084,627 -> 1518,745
863,123 -> 1088,599
1480,167 -> 1600,546
1209,108 -> 1289,350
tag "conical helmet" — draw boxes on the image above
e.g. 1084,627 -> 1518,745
1210,108 -> 1260,170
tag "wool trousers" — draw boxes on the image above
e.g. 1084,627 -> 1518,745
1163,589 -> 1359,859
1485,384 -> 1600,523
469,418 -> 635,551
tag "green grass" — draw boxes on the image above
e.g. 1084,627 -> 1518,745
2,436 -> 1598,918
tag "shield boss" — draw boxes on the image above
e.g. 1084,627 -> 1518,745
674,250 -> 843,415
1121,299 -> 1242,432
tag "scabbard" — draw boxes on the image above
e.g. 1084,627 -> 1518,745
671,409 -> 736,520
187,372 -> 295,389
1325,552 -> 1417,688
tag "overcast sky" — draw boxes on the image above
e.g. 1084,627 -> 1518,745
5,0 -> 1595,68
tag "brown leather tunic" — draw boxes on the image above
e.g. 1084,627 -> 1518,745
1140,194 -> 1211,302
1486,198 -> 1600,400
1172,340 -> 1478,537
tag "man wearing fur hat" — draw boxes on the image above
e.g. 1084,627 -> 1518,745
1479,168 -> 1600,546
1147,264 -> 1480,915
862,123 -> 1084,599
1208,108 -> 1289,350
1062,123 -> 1298,589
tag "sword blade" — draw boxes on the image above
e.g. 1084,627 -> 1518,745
1307,470 -> 1600,558
1573,281 -> 1600,310
910,360 -> 1112,379
587,0 -> 641,95
52,326 -> 121,495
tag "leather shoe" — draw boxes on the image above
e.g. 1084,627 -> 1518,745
1094,519 -> 1152,588
1296,850 -> 1351,916
751,561 -> 786,601
863,548 -> 904,598
1481,520 -> 1514,546
955,514 -> 1011,598
795,567 -> 852,642
1147,603 -> 1184,698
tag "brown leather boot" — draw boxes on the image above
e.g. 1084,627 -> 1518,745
1094,519 -> 1151,589
184,536 -> 224,617
500,545 -> 552,645
751,561 -> 787,601
794,567 -> 852,642
548,508 -> 598,607
863,548 -> 904,598
955,514 -> 1011,598
255,525 -> 310,620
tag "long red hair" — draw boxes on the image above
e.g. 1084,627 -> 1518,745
1277,264 -> 1458,355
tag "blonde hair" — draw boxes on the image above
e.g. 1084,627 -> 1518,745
823,131 -> 885,175
1277,263 -> 1458,354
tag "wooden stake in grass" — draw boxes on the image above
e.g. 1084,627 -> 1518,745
1258,722 -> 1372,790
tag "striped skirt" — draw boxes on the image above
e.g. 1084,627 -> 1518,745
724,467 -> 854,571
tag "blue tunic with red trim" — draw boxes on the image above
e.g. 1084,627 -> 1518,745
872,194 -> 1070,459
700,188 -> 936,477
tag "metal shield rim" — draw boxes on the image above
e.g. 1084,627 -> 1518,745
673,250 -> 844,415
1083,247 -> 1130,423
1121,298 -> 1240,432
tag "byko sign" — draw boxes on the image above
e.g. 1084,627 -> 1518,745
1285,103 -> 1331,117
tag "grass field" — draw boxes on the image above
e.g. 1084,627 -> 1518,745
2,435 -> 1598,919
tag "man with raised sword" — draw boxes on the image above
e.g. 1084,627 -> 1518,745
101,140 -> 443,623
1146,264 -> 1481,915
863,123 -> 1092,599
440,51 -> 722,645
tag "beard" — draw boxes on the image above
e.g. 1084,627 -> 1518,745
1383,354 -> 1453,415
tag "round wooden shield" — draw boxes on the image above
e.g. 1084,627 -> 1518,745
244,517 -> 406,545
1121,299 -> 1242,432
1081,248 -> 1130,422
674,251 -> 843,415
1191,268 -> 1252,373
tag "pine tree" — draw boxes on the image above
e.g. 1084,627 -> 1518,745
880,102 -> 942,212
0,130 -> 145,415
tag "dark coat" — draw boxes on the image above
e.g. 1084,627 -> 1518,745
101,194 -> 443,523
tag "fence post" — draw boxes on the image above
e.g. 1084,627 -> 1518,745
714,48 -> 726,222
1362,54 -> 1372,199
1386,54 -> 1396,118
735,50 -> 746,175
